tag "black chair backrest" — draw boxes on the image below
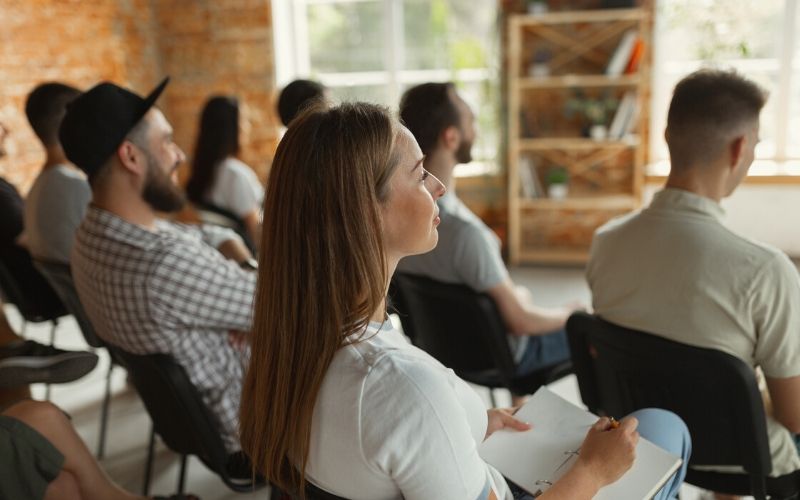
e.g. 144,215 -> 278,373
110,348 -> 259,492
390,272 -> 516,378
566,311 -> 772,477
33,259 -> 104,348
0,248 -> 66,322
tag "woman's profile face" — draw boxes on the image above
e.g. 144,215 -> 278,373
380,126 -> 446,262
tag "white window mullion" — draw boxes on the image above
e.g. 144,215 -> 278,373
774,0 -> 797,162
384,0 -> 405,105
294,0 -> 312,78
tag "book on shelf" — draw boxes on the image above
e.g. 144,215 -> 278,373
479,387 -> 682,500
608,90 -> 638,139
605,30 -> 638,77
519,156 -> 544,199
624,37 -> 644,74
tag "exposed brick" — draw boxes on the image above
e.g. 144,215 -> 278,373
0,0 -> 279,194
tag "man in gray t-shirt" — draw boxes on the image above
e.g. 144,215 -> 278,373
22,82 -> 89,264
397,83 -> 577,393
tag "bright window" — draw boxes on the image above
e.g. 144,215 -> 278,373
649,0 -> 800,176
272,0 -> 500,176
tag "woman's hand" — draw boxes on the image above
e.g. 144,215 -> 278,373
575,416 -> 639,488
484,407 -> 531,440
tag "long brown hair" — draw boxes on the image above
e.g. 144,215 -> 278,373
240,102 -> 401,495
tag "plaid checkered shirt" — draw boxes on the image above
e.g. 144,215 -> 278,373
72,206 -> 256,452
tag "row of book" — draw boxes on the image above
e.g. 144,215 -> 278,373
606,30 -> 644,77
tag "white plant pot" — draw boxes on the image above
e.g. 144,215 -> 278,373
548,184 -> 568,200
527,3 -> 548,14
589,124 -> 608,141
528,63 -> 550,78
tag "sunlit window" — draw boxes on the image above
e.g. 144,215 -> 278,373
272,0 -> 500,176
650,0 -> 800,175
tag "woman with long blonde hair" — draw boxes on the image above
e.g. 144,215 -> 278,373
240,102 -> 690,499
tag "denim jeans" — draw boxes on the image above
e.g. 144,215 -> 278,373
513,328 -> 570,377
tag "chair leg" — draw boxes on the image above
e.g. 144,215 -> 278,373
143,424 -> 156,496
177,454 -> 188,494
488,388 -> 498,408
44,320 -> 58,401
97,361 -> 113,458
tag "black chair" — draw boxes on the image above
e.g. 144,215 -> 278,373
390,272 -> 572,406
0,252 -> 70,400
33,258 -> 119,458
566,311 -> 800,500
0,249 -> 67,338
109,348 -> 266,495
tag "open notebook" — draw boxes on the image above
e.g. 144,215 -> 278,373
479,387 -> 682,500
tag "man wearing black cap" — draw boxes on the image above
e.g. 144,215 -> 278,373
62,78 -> 256,454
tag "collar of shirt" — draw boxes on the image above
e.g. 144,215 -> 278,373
649,187 -> 726,222
84,206 -> 170,251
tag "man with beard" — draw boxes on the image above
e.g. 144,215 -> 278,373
397,83 -> 577,402
61,79 -> 256,455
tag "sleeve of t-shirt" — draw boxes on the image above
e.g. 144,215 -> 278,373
452,223 -> 510,292
750,251 -> 800,378
360,356 -> 501,500
223,160 -> 263,218
198,223 -> 242,250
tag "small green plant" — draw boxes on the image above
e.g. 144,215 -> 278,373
564,90 -> 619,127
546,166 -> 569,185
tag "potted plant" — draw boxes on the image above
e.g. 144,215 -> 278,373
564,90 -> 618,141
528,47 -> 553,78
546,166 -> 569,199
526,0 -> 548,15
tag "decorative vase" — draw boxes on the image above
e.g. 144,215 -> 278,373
589,124 -> 608,141
547,183 -> 568,200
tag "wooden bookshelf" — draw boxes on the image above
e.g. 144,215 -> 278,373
507,4 -> 653,264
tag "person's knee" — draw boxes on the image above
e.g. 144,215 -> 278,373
630,408 -> 691,457
44,470 -> 82,500
4,400 -> 67,431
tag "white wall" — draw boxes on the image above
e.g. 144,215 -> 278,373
644,184 -> 800,257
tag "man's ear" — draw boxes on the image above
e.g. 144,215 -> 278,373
441,125 -> 460,151
729,135 -> 745,170
116,140 -> 145,175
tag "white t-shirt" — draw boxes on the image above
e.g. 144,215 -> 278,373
306,321 -> 512,500
206,157 -> 264,218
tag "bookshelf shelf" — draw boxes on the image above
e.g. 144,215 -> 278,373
518,137 -> 639,151
518,74 -> 642,89
506,3 -> 653,265
519,195 -> 637,211
517,8 -> 646,26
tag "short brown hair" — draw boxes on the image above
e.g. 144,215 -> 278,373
666,69 -> 767,168
25,82 -> 81,147
400,82 -> 459,156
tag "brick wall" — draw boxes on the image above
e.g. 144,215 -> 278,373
0,0 -> 278,193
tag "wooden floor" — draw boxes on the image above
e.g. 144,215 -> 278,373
4,265 -> 732,499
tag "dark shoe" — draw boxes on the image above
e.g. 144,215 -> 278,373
0,340 -> 98,388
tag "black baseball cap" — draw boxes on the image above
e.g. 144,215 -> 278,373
60,77 -> 169,179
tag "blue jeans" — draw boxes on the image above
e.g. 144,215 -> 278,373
508,409 -> 692,500
514,328 -> 571,377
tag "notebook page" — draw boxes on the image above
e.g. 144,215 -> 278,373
479,387 -> 682,500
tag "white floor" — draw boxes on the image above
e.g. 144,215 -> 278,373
4,265 -> 735,499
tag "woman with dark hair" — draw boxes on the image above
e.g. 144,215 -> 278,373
187,95 -> 262,248
240,102 -> 690,500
